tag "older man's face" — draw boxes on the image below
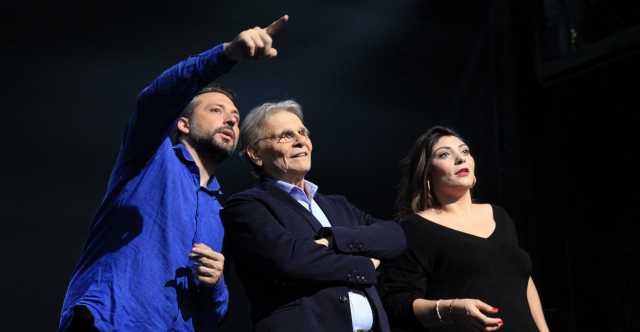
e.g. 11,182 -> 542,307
253,111 -> 312,182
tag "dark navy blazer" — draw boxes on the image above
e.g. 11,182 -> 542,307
222,180 -> 407,332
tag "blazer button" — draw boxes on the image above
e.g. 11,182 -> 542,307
338,295 -> 349,303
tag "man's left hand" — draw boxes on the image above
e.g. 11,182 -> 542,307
190,243 -> 225,286
315,238 -> 330,247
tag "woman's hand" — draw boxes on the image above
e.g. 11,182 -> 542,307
447,298 -> 503,331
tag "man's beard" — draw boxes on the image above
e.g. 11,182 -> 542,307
186,125 -> 237,164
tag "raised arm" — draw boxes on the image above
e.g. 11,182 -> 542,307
221,195 -> 378,286
118,15 -> 290,167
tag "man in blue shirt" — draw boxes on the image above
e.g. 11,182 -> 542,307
59,15 -> 289,332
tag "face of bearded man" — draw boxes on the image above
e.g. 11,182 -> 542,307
179,91 -> 240,163
187,122 -> 238,162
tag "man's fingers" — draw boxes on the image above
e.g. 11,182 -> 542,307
197,270 -> 222,286
249,32 -> 265,49
257,30 -> 273,52
235,31 -> 257,57
265,14 -> 289,36
266,48 -> 278,58
198,275 -> 221,286
197,265 -> 222,276
197,257 -> 224,271
224,15 -> 288,61
245,38 -> 256,57
191,244 -> 225,261
191,243 -> 218,255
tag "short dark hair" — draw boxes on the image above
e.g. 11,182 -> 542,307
180,84 -> 238,120
396,126 -> 467,218
172,84 -> 237,143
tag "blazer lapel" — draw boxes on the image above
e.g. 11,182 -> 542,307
314,194 -> 342,227
261,181 -> 323,233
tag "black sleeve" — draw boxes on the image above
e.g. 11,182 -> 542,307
330,197 -> 407,259
379,244 -> 427,331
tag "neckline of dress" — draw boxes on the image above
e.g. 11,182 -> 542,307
413,204 -> 497,240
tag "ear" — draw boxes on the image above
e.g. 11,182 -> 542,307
246,146 -> 263,167
176,116 -> 190,136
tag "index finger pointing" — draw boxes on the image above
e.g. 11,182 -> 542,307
265,14 -> 289,36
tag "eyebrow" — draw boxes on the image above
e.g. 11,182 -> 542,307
433,144 -> 468,153
207,103 -> 240,115
274,126 -> 308,135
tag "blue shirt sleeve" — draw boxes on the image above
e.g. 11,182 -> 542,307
110,44 -> 236,188
212,275 -> 229,319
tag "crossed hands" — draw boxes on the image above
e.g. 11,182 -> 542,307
314,238 -> 380,270
224,15 -> 289,61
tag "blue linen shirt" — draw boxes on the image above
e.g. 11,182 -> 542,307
271,179 -> 374,331
59,44 -> 235,331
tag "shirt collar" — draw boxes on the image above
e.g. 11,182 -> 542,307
269,178 -> 319,201
173,143 -> 196,164
205,177 -> 222,192
173,143 -> 222,193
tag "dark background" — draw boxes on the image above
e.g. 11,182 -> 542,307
3,0 -> 639,331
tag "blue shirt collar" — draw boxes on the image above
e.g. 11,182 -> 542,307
268,178 -> 318,201
173,143 -> 221,192
173,143 -> 196,164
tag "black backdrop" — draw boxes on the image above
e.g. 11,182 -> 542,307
3,1 -> 638,331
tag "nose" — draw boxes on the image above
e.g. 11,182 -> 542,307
224,118 -> 236,127
224,112 -> 238,128
292,139 -> 304,148
454,153 -> 466,165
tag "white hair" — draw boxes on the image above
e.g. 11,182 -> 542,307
239,100 -> 304,174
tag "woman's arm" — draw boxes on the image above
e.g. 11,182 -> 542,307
527,277 -> 550,332
413,298 -> 502,330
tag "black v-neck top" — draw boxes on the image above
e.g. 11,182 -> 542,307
379,205 -> 537,332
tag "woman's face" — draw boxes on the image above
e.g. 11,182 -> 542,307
429,135 -> 475,191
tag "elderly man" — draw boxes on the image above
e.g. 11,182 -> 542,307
59,16 -> 289,331
221,100 -> 407,332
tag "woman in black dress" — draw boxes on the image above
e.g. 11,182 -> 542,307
380,126 -> 549,332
